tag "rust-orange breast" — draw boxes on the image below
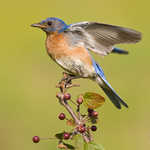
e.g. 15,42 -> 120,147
45,32 -> 93,67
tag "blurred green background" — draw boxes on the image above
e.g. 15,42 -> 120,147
0,0 -> 149,150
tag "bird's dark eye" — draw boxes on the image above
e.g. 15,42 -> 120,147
47,21 -> 52,26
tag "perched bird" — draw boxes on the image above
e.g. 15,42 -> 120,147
31,17 -> 141,109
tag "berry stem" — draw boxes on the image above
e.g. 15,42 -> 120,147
56,73 -> 92,143
60,97 -> 79,124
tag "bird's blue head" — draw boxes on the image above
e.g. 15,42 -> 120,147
31,17 -> 69,33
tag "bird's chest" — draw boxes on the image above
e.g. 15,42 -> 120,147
45,32 -> 69,60
45,32 -> 95,77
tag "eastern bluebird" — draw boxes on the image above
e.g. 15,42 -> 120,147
31,17 -> 141,109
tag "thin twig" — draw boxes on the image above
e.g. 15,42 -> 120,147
56,73 -> 92,143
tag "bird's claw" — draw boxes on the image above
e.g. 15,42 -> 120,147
56,72 -> 80,93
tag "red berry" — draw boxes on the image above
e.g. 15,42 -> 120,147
77,97 -> 83,104
58,113 -> 66,120
77,125 -> 86,133
63,132 -> 70,140
91,111 -> 98,117
63,93 -> 71,100
91,125 -> 97,131
32,136 -> 40,143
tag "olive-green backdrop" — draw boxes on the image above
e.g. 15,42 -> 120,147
0,0 -> 149,150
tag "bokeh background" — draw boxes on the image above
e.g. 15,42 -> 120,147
0,0 -> 149,150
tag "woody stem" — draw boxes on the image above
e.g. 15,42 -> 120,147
56,73 -> 91,143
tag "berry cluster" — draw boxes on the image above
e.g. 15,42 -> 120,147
32,93 -> 99,144
32,73 -> 102,149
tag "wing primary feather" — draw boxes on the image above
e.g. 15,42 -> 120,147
68,22 -> 142,56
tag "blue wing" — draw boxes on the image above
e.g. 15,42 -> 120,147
92,59 -> 128,109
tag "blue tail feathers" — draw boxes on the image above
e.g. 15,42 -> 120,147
100,77 -> 128,109
92,59 -> 128,109
112,47 -> 129,54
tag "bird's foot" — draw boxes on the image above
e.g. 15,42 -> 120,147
56,72 -> 80,93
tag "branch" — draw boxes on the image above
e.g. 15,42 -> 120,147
56,73 -> 92,143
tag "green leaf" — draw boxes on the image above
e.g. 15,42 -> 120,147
55,132 -> 65,140
84,142 -> 89,150
73,134 -> 83,150
82,92 -> 105,109
83,142 -> 104,150
89,142 -> 104,150
63,142 -> 75,150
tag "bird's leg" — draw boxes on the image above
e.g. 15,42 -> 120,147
62,72 -> 79,83
64,73 -> 80,90
56,72 -> 80,93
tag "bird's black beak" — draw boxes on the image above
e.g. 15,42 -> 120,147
31,23 -> 46,29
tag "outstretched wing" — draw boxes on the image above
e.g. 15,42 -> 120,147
68,22 -> 142,56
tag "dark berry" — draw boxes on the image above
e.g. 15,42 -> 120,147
58,113 -> 66,120
63,93 -> 71,100
63,132 -> 70,140
91,125 -> 97,131
91,111 -> 98,117
87,108 -> 94,113
77,97 -> 83,104
32,136 -> 40,143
